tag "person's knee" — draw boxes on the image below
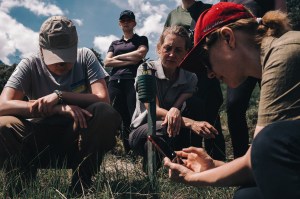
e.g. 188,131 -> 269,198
128,131 -> 138,152
233,186 -> 262,199
128,127 -> 148,156
0,116 -> 24,144
89,102 -> 121,127
251,122 -> 286,169
251,121 -> 300,198
0,116 -> 19,128
86,102 -> 121,150
0,116 -> 27,166
252,124 -> 274,156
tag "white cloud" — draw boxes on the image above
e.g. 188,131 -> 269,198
109,0 -> 129,9
0,0 -> 64,64
136,14 -> 164,43
93,35 -> 119,56
73,18 -> 83,26
0,11 -> 38,64
0,0 -> 63,16
0,32 -> 15,64
107,0 -> 171,59
103,0 -> 218,60
0,0 -> 219,64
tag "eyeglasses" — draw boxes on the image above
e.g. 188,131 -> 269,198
199,32 -> 219,70
119,19 -> 135,23
199,49 -> 212,70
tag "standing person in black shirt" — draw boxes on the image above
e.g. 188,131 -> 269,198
104,10 -> 148,153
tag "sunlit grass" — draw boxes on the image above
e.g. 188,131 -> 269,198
0,84 -> 260,198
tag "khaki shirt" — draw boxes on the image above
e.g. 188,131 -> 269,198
258,31 -> 300,126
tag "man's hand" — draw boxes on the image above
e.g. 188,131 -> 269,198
161,107 -> 182,137
57,104 -> 92,129
190,121 -> 218,139
29,93 -> 59,117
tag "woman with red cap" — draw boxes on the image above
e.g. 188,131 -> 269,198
164,2 -> 300,199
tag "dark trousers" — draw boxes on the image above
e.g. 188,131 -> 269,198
0,102 -> 121,185
108,79 -> 136,151
226,77 -> 260,158
191,72 -> 226,161
233,120 -> 300,199
129,121 -> 205,167
184,97 -> 225,161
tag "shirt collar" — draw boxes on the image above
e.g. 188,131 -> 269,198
121,33 -> 137,41
151,60 -> 189,86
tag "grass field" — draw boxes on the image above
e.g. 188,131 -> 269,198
0,84 -> 260,198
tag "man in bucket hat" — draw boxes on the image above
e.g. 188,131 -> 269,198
0,16 -> 121,196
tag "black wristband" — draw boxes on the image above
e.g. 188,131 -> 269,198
54,90 -> 63,104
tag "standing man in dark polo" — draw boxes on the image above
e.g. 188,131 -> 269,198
104,10 -> 148,153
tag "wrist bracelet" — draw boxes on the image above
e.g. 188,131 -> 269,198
54,90 -> 63,104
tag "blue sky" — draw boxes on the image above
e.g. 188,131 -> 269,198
0,0 -> 217,65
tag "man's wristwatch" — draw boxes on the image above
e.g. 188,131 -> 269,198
54,90 -> 64,104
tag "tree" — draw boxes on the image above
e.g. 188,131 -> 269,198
90,48 -> 111,74
287,0 -> 300,30
90,48 -> 104,66
0,63 -> 16,92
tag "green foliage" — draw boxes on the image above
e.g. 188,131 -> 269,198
287,0 -> 300,30
0,63 -> 16,93
90,47 -> 112,74
90,48 -> 104,66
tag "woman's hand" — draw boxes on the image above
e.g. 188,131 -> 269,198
177,147 -> 216,172
56,104 -> 92,129
190,121 -> 218,139
164,157 -> 194,183
164,147 -> 217,184
161,107 -> 182,137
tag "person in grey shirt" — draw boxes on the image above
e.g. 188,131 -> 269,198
0,16 -> 121,196
129,26 -> 218,171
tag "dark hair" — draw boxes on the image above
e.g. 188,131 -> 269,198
157,26 -> 192,53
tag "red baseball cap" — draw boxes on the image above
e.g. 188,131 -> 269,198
180,2 -> 255,73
